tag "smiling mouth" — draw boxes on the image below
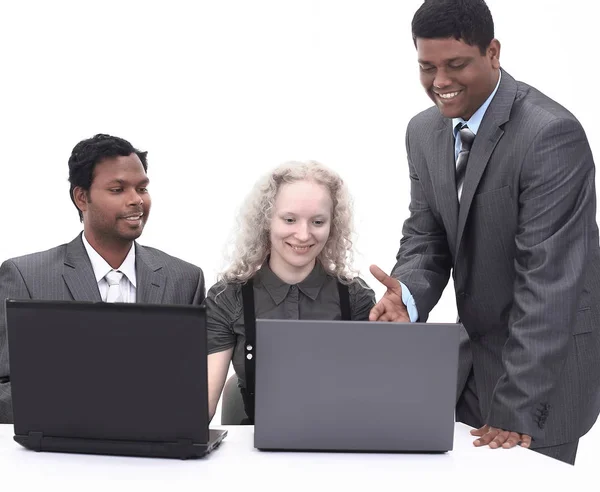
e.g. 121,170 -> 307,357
287,243 -> 313,252
121,213 -> 143,221
435,90 -> 462,100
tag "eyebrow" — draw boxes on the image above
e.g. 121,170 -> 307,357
279,210 -> 330,215
418,56 -> 470,65
106,178 -> 150,186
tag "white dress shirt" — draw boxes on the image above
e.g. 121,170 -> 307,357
81,233 -> 137,303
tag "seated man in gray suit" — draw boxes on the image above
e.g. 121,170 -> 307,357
0,133 -> 205,423
369,0 -> 599,465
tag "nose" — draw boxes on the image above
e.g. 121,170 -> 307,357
433,68 -> 452,89
294,221 -> 311,242
126,188 -> 144,206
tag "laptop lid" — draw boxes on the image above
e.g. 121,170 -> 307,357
254,319 -> 460,452
6,299 -> 209,445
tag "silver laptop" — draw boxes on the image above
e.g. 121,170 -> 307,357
254,319 -> 460,452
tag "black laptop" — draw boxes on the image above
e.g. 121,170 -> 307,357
5,299 -> 226,459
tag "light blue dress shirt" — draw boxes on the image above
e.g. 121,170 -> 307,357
401,72 -> 501,322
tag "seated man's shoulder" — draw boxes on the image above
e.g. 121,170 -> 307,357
137,244 -> 203,278
3,242 -> 70,272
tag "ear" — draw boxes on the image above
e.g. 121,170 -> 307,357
488,39 -> 501,69
73,186 -> 89,214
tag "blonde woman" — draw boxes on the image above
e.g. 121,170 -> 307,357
206,161 -> 375,423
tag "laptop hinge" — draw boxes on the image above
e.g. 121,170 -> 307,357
28,431 -> 43,452
176,438 -> 195,460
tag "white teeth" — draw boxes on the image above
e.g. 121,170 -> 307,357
291,245 -> 310,251
438,91 -> 460,99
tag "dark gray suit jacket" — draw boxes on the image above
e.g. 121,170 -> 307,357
393,69 -> 600,447
0,234 -> 205,423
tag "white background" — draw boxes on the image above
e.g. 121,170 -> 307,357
1,0 -> 597,472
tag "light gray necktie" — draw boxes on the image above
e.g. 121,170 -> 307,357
455,124 -> 476,202
105,270 -> 124,303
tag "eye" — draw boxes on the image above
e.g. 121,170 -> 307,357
313,219 -> 326,226
109,188 -> 123,193
448,61 -> 467,70
283,217 -> 295,224
419,65 -> 435,73
138,187 -> 148,193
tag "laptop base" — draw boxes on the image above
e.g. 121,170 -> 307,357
14,429 -> 227,460
256,446 -> 448,454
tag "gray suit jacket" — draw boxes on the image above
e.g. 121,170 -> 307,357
0,234 -> 205,423
393,69 -> 600,446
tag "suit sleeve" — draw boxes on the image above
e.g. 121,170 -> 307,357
0,260 -> 32,423
191,267 -> 205,305
486,117 -> 596,438
391,125 -> 453,321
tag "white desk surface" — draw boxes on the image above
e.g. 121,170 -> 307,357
0,423 -> 578,491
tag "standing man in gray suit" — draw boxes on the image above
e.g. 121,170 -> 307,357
369,0 -> 600,464
0,134 -> 205,423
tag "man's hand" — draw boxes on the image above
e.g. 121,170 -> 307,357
368,264 -> 410,322
471,425 -> 532,449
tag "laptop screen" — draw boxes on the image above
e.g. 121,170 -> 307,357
6,300 -> 209,444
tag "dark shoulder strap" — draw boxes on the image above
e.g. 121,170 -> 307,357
243,278 -> 350,398
337,280 -> 351,320
241,278 -> 256,396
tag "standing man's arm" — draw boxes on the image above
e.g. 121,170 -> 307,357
373,128 -> 453,322
0,260 -> 32,423
481,118 -> 596,445
371,128 -> 452,322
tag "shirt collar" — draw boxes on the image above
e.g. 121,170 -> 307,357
255,260 -> 328,304
452,70 -> 501,137
81,233 -> 137,287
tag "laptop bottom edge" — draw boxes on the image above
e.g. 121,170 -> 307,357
14,429 -> 228,460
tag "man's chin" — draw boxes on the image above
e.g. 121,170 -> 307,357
117,228 -> 144,242
436,103 -> 462,119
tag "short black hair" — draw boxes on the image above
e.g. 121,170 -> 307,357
68,134 -> 148,221
412,0 -> 495,55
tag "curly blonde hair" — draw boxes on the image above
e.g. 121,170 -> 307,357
220,160 -> 359,284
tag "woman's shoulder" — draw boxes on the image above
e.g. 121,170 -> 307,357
206,280 -> 245,315
337,275 -> 373,291
207,279 -> 243,295
348,276 -> 375,295
326,274 -> 375,301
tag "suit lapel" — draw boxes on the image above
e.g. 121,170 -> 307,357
135,244 -> 166,304
429,120 -> 459,255
455,69 -> 517,256
62,234 -> 102,301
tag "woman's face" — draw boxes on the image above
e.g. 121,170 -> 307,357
269,179 -> 333,277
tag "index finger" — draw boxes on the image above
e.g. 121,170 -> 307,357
370,264 -> 402,294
